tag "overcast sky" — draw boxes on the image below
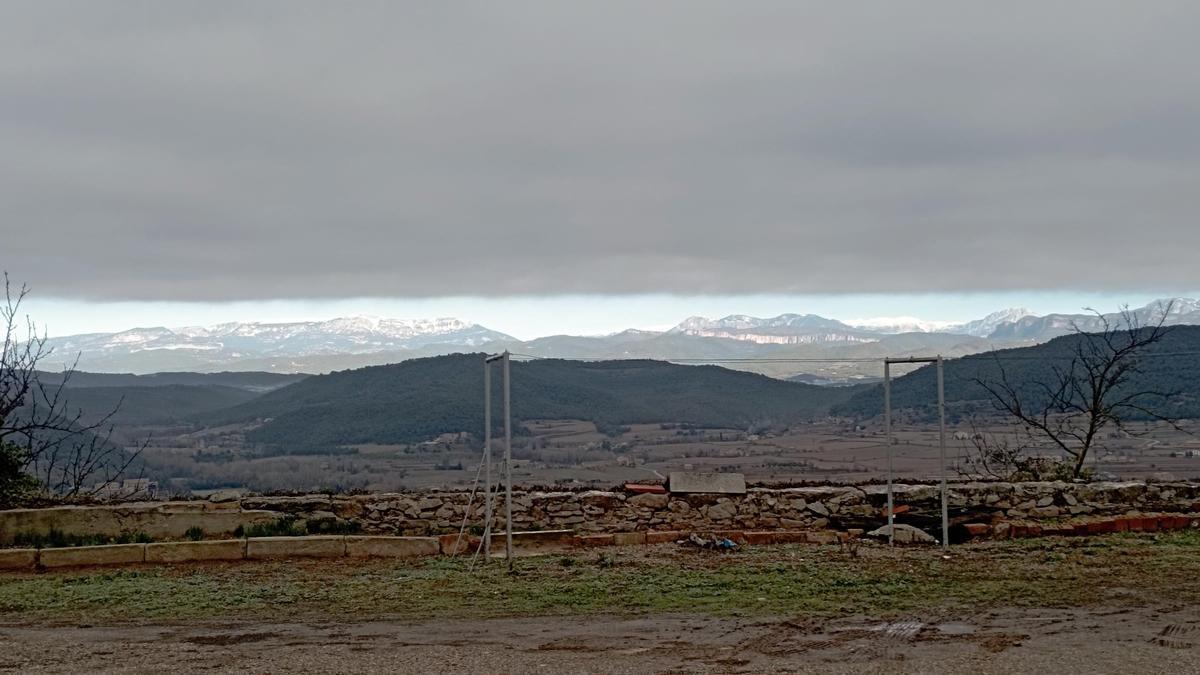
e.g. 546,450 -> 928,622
4,2 -> 1199,336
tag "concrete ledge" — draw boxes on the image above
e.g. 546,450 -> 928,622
346,536 -> 439,559
146,539 -> 246,563
0,548 -> 38,571
576,534 -> 616,547
490,529 -> 576,550
39,543 -> 146,569
246,536 -> 346,559
612,532 -> 646,546
646,530 -> 685,544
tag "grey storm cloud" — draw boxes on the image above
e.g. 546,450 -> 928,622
2,1 -> 1199,300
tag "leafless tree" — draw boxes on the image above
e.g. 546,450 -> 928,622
1,273 -> 144,504
972,302 -> 1180,480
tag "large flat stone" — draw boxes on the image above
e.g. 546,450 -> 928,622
145,540 -> 246,563
345,536 -> 440,559
39,544 -> 146,568
246,536 -> 345,559
668,472 -> 746,495
0,548 -> 38,571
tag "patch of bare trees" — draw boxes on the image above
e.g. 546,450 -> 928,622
1,273 -> 144,505
970,302 -> 1182,480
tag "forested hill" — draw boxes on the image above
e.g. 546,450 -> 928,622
205,354 -> 863,448
832,325 -> 1200,420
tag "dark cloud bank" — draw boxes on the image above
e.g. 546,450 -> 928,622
3,2 -> 1198,300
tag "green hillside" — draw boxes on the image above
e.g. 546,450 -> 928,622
55,384 -> 262,426
832,326 -> 1200,420
206,354 -> 861,448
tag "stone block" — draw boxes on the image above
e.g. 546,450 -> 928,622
705,501 -> 737,521
668,472 -> 746,495
0,548 -> 38,571
628,493 -> 669,509
246,536 -> 346,559
39,543 -> 146,568
867,524 -> 935,545
346,536 -> 440,559
645,530 -> 684,544
145,540 -> 245,563
612,532 -> 647,546
772,531 -> 808,544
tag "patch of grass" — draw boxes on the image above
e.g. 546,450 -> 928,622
184,526 -> 206,542
3,532 -> 1200,624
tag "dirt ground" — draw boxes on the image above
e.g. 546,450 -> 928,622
3,605 -> 1199,674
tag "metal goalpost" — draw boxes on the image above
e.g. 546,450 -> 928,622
883,356 -> 949,551
482,351 -> 514,571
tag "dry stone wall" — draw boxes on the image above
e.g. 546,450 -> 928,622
238,480 -> 1200,537
4,481 -> 1200,545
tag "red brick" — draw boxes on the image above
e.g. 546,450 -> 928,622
1143,517 -> 1160,532
624,483 -> 667,495
645,530 -> 684,544
1026,524 -> 1044,537
1011,524 -> 1029,538
1126,517 -> 1144,532
884,504 -> 911,516
962,523 -> 990,537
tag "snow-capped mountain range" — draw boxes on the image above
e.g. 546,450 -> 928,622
41,317 -> 514,371
37,298 -> 1200,375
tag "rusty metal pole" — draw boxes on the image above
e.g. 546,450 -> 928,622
884,360 -> 894,546
937,356 -> 949,551
483,358 -> 492,560
503,351 -> 514,571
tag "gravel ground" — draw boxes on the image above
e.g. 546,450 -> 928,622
4,605 -> 1199,674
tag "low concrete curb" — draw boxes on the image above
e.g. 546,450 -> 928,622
246,535 -> 346,559
39,543 -> 146,569
346,536 -> 440,559
0,548 -> 38,571
146,539 -> 246,563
